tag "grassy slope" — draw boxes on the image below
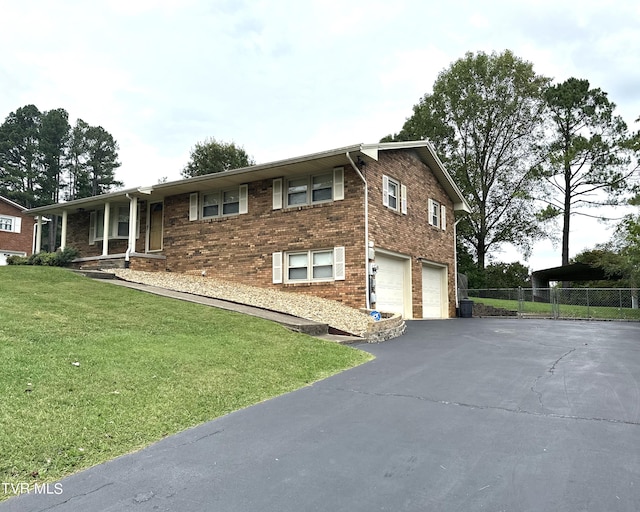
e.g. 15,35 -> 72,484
0,267 -> 372,493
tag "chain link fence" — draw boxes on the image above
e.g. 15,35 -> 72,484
467,288 -> 640,320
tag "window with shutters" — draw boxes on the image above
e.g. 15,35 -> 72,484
0,216 -> 14,232
286,250 -> 333,282
197,185 -> 248,220
272,247 -> 345,283
274,167 -> 344,209
430,199 -> 440,227
386,178 -> 399,210
382,175 -> 407,214
428,198 -> 446,230
286,173 -> 333,207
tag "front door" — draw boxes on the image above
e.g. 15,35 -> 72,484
148,202 -> 163,251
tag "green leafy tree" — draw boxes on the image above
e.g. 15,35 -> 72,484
64,119 -> 90,201
39,108 -> 70,248
182,137 -> 255,178
83,125 -> 122,197
456,243 -> 487,289
572,192 -> 639,306
0,104 -> 42,208
1,106 -> 123,250
484,261 -> 531,288
384,50 -> 550,270
539,78 -> 633,266
610,194 -> 640,290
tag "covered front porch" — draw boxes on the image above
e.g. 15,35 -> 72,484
26,187 -> 167,271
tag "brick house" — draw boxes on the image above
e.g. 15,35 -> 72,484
26,141 -> 470,319
0,196 -> 35,265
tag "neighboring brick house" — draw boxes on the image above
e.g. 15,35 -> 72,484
26,141 -> 470,319
0,196 -> 35,265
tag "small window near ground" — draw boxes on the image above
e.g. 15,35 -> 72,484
286,250 -> 334,282
287,252 -> 309,280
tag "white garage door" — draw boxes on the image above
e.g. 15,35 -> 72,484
375,253 -> 410,318
422,265 -> 446,319
1,251 -> 26,265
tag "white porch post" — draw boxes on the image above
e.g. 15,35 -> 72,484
128,196 -> 138,255
35,216 -> 43,253
60,210 -> 68,250
102,202 -> 110,256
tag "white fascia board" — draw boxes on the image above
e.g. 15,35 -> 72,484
24,187 -> 142,216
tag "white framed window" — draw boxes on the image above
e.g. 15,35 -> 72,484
116,206 -> 129,237
287,173 -> 333,207
428,199 -> 446,230
287,177 -> 309,206
89,204 -> 139,243
222,189 -> 240,215
0,216 -> 14,232
382,176 -> 400,210
272,247 -> 346,283
382,175 -> 406,214
202,192 -> 219,218
274,167 -> 344,210
192,185 -> 248,221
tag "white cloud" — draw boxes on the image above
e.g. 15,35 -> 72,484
1,0 -> 639,266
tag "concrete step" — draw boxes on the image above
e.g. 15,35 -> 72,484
70,269 -> 117,280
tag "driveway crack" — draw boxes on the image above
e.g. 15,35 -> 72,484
531,348 -> 577,410
549,348 -> 576,374
334,387 -> 640,427
35,483 -> 114,511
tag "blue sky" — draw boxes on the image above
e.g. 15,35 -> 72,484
1,0 -> 639,270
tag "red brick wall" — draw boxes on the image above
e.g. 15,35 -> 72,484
0,199 -> 34,256
65,203 -> 147,258
366,150 -> 457,318
58,150 -> 459,317
162,171 -> 368,309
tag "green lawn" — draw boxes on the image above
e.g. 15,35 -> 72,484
0,267 -> 372,496
472,296 -> 640,320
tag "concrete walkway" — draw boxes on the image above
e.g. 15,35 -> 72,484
96,274 -> 363,343
3,318 -> 639,511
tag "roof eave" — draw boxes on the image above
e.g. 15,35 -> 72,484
0,195 -> 27,211
373,140 -> 471,212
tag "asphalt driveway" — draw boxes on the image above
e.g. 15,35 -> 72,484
3,319 -> 640,512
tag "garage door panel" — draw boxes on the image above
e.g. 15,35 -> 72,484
376,254 -> 408,317
422,265 -> 446,319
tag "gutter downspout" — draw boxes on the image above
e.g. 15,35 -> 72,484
454,218 -> 462,310
346,151 -> 370,310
